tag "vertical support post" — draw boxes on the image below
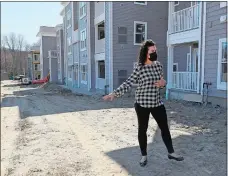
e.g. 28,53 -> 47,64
166,45 -> 174,100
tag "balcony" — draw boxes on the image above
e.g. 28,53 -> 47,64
172,72 -> 198,91
48,50 -> 58,58
170,4 -> 200,34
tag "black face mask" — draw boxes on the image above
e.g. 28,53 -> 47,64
149,52 -> 157,61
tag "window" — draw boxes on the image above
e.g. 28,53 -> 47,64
66,10 -> 72,28
67,37 -> 72,54
98,22 -> 105,40
34,64 -> 38,71
74,64 -> 79,81
80,29 -> 87,51
81,64 -> 87,84
79,2 -> 86,19
34,54 -> 38,61
174,1 -> 179,6
173,63 -> 178,72
118,27 -> 127,44
98,61 -> 105,79
217,38 -> 227,90
220,2 -> 227,8
68,66 -> 73,80
134,21 -> 147,45
134,1 -> 147,5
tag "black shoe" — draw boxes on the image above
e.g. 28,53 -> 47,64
139,159 -> 147,167
168,153 -> 184,161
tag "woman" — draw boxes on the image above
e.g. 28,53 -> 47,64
103,40 -> 184,167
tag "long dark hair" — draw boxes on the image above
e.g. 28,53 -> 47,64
138,39 -> 156,65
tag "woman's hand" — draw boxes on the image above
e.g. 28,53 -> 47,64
102,93 -> 115,101
154,78 -> 166,88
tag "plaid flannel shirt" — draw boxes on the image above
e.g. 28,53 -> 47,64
113,61 -> 164,108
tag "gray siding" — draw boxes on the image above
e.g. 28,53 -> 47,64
41,36 -> 57,78
49,58 -> 58,82
112,2 -> 168,89
204,2 -> 227,98
173,43 -> 199,72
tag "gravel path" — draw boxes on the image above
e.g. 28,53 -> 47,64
1,80 -> 226,176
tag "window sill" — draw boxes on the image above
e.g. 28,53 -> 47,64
80,48 -> 86,52
134,2 -> 147,5
81,80 -> 87,84
134,43 -> 142,46
80,14 -> 86,20
217,83 -> 227,90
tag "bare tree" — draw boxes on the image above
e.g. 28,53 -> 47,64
16,34 -> 25,74
3,33 -> 17,76
3,33 -> 28,76
1,39 -> 8,72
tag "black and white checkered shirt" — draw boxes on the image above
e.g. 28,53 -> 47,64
113,61 -> 164,108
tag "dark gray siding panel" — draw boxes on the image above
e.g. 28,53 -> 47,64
112,2 -> 168,89
204,2 -> 227,98
42,36 -> 57,78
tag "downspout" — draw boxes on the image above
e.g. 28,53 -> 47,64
201,2 -> 207,97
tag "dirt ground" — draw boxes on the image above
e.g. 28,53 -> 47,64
1,80 -> 227,176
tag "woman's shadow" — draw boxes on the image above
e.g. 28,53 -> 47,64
105,108 -> 226,176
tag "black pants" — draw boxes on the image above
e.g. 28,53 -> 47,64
134,103 -> 174,156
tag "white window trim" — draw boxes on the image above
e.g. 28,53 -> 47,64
68,66 -> 73,81
80,64 -> 87,84
134,1 -> 147,5
134,21 -> 147,46
73,63 -> 79,81
173,63 -> 179,71
66,10 -> 72,29
220,2 -> 227,8
67,37 -> 72,55
174,1 -> 179,6
79,2 -> 86,19
217,38 -> 227,90
80,29 -> 87,51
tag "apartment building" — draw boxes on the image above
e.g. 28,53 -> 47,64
166,1 -> 227,107
60,1 -> 168,95
36,26 -> 57,79
27,46 -> 41,80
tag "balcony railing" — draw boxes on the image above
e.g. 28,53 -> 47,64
170,4 -> 200,34
172,72 -> 198,91
48,50 -> 58,58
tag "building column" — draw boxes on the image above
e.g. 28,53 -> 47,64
166,45 -> 174,100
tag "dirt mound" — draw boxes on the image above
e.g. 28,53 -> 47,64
41,83 -> 72,94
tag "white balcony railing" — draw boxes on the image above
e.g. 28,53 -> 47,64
170,4 -> 200,34
48,50 -> 58,58
172,72 -> 198,91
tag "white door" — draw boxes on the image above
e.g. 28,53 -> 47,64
187,53 -> 191,72
192,48 -> 198,72
96,60 -> 105,90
